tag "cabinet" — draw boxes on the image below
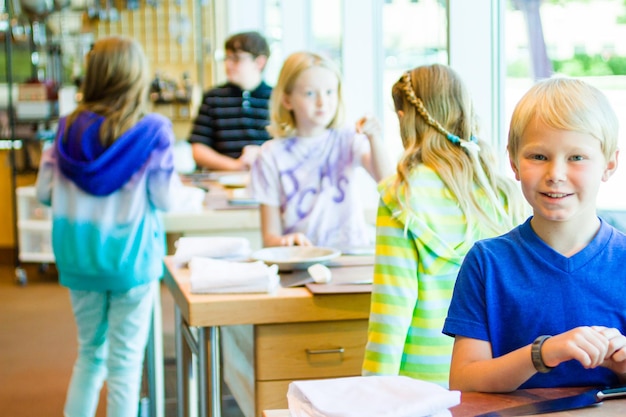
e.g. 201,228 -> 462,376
222,320 -> 369,417
163,256 -> 373,417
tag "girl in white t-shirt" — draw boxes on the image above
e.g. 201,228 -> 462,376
249,51 -> 393,251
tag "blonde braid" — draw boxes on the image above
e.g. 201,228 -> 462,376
401,71 -> 510,226
401,72 -> 479,152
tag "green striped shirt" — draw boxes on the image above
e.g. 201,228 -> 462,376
362,165 -> 513,387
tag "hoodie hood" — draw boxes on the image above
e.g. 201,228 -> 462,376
378,168 -> 475,270
56,111 -> 170,196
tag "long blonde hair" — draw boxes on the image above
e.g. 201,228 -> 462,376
393,64 -> 525,234
65,36 -> 150,147
267,51 -> 344,138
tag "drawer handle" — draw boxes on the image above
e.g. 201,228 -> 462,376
305,347 -> 345,355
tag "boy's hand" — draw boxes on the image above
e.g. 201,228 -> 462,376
593,326 -> 626,374
541,326 -> 611,369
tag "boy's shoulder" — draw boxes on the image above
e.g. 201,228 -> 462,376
470,220 -> 528,252
204,82 -> 241,97
601,217 -> 626,250
203,81 -> 272,98
598,209 -> 626,235
244,80 -> 272,97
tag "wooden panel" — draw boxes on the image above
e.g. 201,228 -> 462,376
257,380 -> 291,417
0,154 -> 37,248
262,411 -> 290,417
222,325 -> 256,417
92,0 -> 209,86
255,320 -> 368,381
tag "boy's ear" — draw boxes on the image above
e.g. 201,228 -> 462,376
602,149 -> 619,182
509,157 -> 521,181
254,55 -> 268,72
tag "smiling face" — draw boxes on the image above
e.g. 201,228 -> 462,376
282,66 -> 339,138
510,117 -> 618,226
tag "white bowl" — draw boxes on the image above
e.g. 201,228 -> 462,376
251,246 -> 341,271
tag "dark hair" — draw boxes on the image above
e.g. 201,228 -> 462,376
225,31 -> 270,58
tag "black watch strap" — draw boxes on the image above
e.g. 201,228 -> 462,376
531,335 -> 554,373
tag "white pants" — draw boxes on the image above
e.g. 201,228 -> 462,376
64,280 -> 156,417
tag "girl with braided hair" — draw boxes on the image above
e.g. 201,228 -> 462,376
362,64 -> 527,386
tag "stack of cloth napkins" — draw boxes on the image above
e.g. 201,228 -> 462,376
169,184 -> 207,212
173,236 -> 251,265
287,375 -> 460,417
189,256 -> 279,294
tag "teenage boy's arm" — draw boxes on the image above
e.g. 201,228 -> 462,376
449,327 -> 626,392
191,143 -> 249,171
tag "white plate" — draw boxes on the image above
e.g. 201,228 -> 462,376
218,173 -> 249,188
251,246 -> 341,271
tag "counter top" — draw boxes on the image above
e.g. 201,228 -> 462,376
263,387 -> 626,417
162,256 -> 373,328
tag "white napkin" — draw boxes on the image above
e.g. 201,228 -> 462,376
173,236 -> 251,265
169,184 -> 207,212
287,375 -> 460,417
189,256 -> 279,294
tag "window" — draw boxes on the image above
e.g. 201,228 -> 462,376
505,0 -> 626,209
382,0 -> 448,161
311,0 -> 342,67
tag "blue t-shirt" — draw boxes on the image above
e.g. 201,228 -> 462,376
443,217 -> 626,388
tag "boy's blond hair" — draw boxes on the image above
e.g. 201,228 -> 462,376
66,36 -> 150,147
508,77 -> 619,165
267,51 -> 344,138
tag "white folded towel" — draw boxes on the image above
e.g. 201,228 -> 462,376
173,236 -> 251,265
189,257 -> 279,294
287,375 -> 460,417
169,184 -> 207,212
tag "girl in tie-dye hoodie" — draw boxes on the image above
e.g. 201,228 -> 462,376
35,36 -> 180,417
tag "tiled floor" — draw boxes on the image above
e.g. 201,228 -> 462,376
0,262 -> 245,417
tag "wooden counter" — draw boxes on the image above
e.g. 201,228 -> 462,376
162,256 -> 373,417
264,387 -> 626,417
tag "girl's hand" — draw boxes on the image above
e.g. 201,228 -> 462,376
239,145 -> 261,168
356,115 -> 382,140
279,233 -> 312,247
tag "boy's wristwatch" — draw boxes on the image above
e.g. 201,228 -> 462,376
531,335 -> 555,373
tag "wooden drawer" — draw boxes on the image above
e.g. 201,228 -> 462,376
257,380 -> 291,415
255,319 -> 368,381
